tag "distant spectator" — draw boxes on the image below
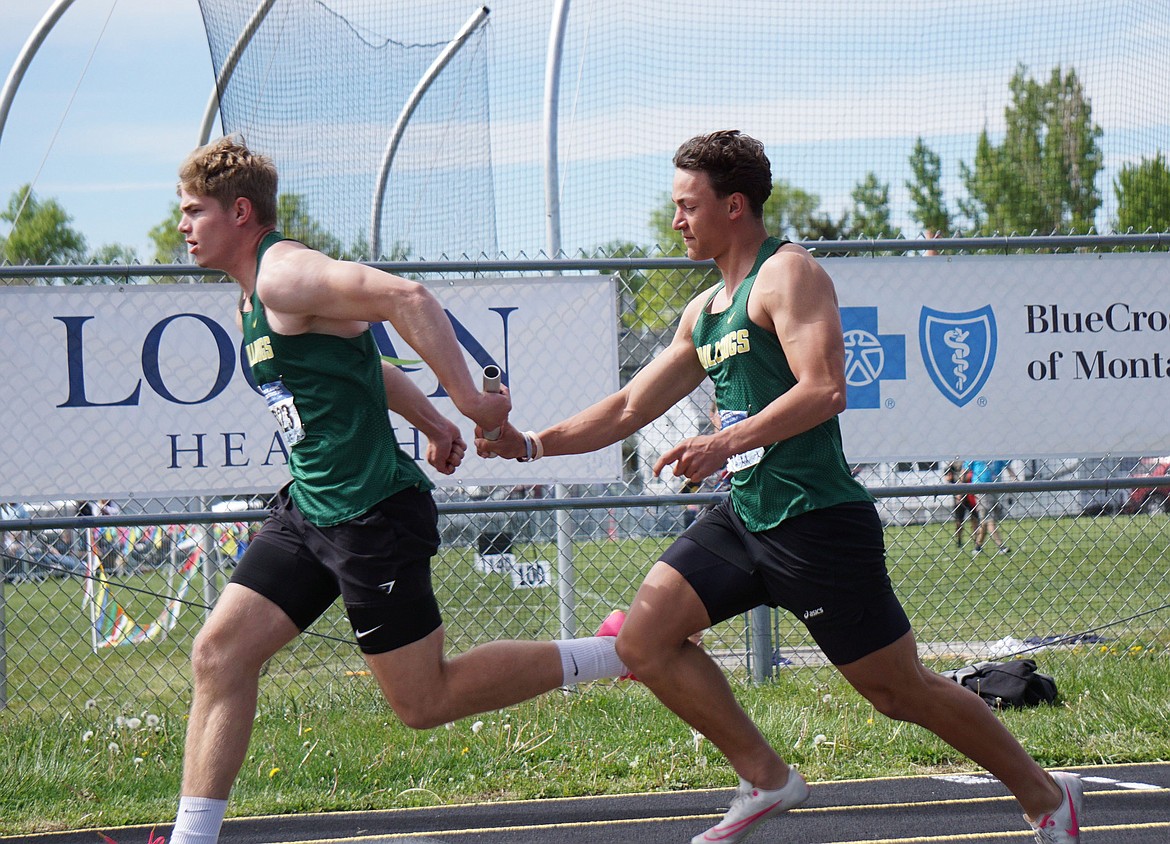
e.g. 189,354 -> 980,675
1,502 -> 31,579
965,459 -> 1017,554
98,500 -> 125,574
943,461 -> 979,549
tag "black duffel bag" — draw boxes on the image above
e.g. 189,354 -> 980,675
941,658 -> 1058,709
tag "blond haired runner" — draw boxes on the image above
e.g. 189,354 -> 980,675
479,130 -> 1082,844
163,136 -> 626,844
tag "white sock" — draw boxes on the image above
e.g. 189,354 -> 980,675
555,636 -> 629,684
169,796 -> 227,844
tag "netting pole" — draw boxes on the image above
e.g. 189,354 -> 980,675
200,499 -> 219,617
0,0 -> 80,154
369,6 -> 491,259
0,571 -> 7,709
85,527 -> 98,654
197,0 -> 279,146
544,0 -> 578,640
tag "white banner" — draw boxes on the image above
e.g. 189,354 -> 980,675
830,253 -> 1170,461
0,277 -> 621,500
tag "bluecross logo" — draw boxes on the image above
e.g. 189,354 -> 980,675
839,307 -> 906,409
918,306 -> 997,407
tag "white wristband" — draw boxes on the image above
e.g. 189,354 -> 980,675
519,430 -> 543,462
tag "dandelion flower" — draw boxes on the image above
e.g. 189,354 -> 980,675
109,743 -> 120,754
127,717 -> 142,731
471,721 -> 484,734
82,730 -> 94,742
822,694 -> 832,704
85,699 -> 98,711
146,714 -> 160,728
813,734 -> 827,746
269,767 -> 280,778
115,716 -> 126,728
133,757 -> 144,766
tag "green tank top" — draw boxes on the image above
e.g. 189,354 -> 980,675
691,236 -> 871,531
241,232 -> 432,526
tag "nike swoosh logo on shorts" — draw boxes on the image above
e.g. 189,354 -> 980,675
355,625 -> 383,639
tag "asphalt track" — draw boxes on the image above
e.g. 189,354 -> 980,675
9,762 -> 1168,844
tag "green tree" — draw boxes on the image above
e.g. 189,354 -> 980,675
1115,153 -> 1170,235
0,185 -> 86,265
149,203 -> 189,263
907,138 -> 951,236
959,65 -> 1102,235
801,209 -> 852,256
89,243 -> 139,264
763,181 -> 823,241
593,240 -> 650,329
277,194 -> 347,258
849,171 -> 901,239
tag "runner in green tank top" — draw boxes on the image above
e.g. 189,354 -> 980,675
243,231 -> 431,526
478,130 -> 1081,844
164,136 -> 630,844
690,234 -> 871,531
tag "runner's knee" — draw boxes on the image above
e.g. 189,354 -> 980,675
190,626 -> 252,687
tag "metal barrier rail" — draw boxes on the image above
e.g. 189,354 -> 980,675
2,233 -> 1167,281
3,476 -> 1167,532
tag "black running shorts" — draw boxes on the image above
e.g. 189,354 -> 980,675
230,484 -> 443,654
659,499 -> 910,665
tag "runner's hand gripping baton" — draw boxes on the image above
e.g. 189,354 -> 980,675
482,365 -> 502,441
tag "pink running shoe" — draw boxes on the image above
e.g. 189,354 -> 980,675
595,610 -> 636,680
1027,771 -> 1083,843
596,609 -> 627,638
692,771 -> 810,843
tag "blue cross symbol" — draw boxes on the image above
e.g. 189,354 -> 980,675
839,307 -> 906,409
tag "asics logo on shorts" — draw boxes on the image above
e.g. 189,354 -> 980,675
803,607 -> 824,620
380,580 -> 396,594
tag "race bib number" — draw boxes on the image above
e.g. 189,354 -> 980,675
261,380 -> 306,447
719,409 -> 764,473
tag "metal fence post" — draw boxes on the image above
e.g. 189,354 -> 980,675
0,573 -> 7,709
200,498 -> 220,617
555,485 -> 577,639
749,605 -> 773,684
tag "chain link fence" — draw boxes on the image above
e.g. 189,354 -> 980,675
2,240 -> 1169,714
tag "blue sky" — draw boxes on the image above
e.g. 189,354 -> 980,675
3,1 -> 1169,263
1,1 -> 214,260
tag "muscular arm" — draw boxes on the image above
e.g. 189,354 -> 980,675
542,333 -> 708,455
381,361 -> 466,475
476,297 -> 710,461
655,247 -> 848,483
256,243 -> 509,432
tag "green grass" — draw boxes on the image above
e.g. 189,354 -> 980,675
1,647 -> 1167,835
0,512 -> 1167,834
